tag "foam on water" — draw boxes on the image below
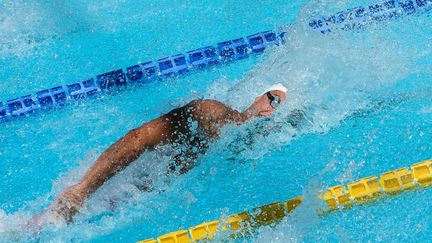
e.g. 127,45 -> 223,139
1,0 -> 431,242
207,7 -> 417,162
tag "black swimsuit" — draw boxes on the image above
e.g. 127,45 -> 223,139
163,103 -> 210,174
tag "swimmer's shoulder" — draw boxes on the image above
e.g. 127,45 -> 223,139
187,99 -> 230,119
188,99 -> 225,108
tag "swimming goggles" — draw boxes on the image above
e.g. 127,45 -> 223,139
266,91 -> 281,109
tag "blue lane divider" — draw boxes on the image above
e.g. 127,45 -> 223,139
309,0 -> 432,33
0,30 -> 284,122
1,0 -> 431,123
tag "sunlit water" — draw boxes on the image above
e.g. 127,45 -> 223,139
0,0 -> 431,242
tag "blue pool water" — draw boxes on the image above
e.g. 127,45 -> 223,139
1,0 -> 431,242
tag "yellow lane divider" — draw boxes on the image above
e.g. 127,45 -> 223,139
138,159 -> 432,243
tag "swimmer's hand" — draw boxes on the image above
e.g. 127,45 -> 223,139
49,185 -> 87,223
35,184 -> 87,225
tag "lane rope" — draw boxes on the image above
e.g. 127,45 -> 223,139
136,159 -> 432,242
1,0 -> 431,123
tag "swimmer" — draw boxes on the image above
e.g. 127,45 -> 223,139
42,84 -> 288,223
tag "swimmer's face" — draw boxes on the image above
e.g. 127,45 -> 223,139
252,90 -> 286,117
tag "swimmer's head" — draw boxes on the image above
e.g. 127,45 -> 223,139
249,83 -> 287,117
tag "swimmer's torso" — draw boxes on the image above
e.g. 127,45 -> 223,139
155,100 -> 222,174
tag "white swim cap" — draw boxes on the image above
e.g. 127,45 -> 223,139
261,83 -> 288,95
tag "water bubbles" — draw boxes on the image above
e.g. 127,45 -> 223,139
183,191 -> 197,206
0,210 -> 7,233
209,167 -> 217,177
